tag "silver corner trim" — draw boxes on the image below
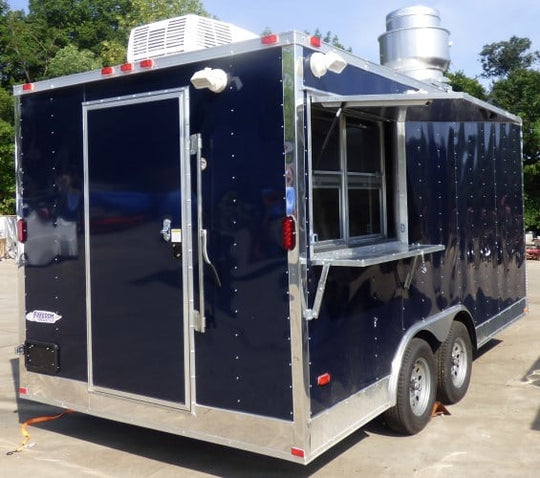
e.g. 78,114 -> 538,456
476,298 -> 527,348
283,42 -> 312,454
309,377 -> 391,460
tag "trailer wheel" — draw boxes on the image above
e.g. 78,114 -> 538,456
436,321 -> 472,404
384,338 -> 436,435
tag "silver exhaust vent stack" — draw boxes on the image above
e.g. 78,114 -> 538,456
378,6 -> 451,83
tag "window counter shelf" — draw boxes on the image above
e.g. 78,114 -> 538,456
310,242 -> 445,268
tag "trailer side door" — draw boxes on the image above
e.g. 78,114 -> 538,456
83,89 -> 192,408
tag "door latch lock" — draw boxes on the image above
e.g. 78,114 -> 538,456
172,242 -> 182,260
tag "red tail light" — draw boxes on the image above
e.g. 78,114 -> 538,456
139,59 -> 155,69
120,63 -> 134,73
291,447 -> 305,458
282,216 -> 296,251
317,373 -> 331,386
17,218 -> 27,243
261,34 -> 278,45
310,36 -> 321,47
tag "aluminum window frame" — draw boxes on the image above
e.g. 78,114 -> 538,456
310,108 -> 388,249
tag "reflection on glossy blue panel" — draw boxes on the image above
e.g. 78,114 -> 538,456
309,119 -> 525,415
406,121 -> 525,327
192,48 -> 293,420
20,87 -> 87,380
20,47 -> 293,418
87,98 -> 186,403
87,48 -> 294,418
85,47 -> 293,418
308,263 -> 404,416
405,121 -> 460,323
495,124 -> 526,309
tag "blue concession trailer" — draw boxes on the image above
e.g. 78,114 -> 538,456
14,15 -> 526,464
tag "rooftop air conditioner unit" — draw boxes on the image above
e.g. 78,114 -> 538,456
127,14 -> 259,62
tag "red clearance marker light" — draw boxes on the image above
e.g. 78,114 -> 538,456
120,63 -> 135,73
291,447 -> 305,458
317,373 -> 331,386
17,218 -> 27,243
282,216 -> 296,251
19,387 -> 28,395
22,83 -> 34,92
139,59 -> 155,69
101,66 -> 114,76
261,34 -> 278,45
310,36 -> 321,48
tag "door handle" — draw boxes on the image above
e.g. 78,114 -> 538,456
160,218 -> 171,242
201,229 -> 221,287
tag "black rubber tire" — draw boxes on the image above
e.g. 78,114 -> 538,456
384,338 -> 437,435
436,321 -> 473,404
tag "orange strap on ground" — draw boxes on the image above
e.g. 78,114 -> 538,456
6,410 -> 74,455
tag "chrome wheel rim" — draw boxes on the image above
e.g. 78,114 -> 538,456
450,337 -> 468,388
409,357 -> 431,416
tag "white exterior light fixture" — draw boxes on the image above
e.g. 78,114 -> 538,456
190,68 -> 228,93
310,51 -> 348,78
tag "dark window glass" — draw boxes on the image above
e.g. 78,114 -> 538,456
311,113 -> 340,171
311,108 -> 386,245
313,187 -> 340,241
348,188 -> 381,237
346,120 -> 381,173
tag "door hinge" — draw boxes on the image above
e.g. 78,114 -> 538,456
193,309 -> 206,334
189,134 -> 202,155
15,344 -> 25,355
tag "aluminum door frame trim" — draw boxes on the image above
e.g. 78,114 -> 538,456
82,87 -> 193,411
14,95 -> 29,388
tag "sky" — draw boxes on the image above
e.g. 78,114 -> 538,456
7,0 -> 540,80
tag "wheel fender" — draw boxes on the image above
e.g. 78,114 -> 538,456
388,305 -> 472,401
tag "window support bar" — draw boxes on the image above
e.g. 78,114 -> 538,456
303,263 -> 330,321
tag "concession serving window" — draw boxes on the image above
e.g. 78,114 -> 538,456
307,93 -> 462,270
302,91 -> 518,319
306,91 -> 518,263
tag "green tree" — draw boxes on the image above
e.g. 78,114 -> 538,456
0,10 -> 54,84
0,87 -> 14,214
121,0 -> 208,27
24,0 -> 209,70
524,162 -> 540,231
0,0 -> 211,213
48,44 -> 102,77
490,68 -> 540,162
445,70 -> 487,100
0,87 -> 12,123
26,0 -> 132,71
480,36 -> 539,78
480,36 -> 540,231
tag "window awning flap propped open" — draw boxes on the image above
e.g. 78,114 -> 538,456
311,92 -> 522,124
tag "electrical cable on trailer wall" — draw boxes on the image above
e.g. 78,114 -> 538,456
6,410 -> 74,455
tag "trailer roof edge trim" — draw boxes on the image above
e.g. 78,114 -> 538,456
13,31 -> 440,97
312,92 -> 521,124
